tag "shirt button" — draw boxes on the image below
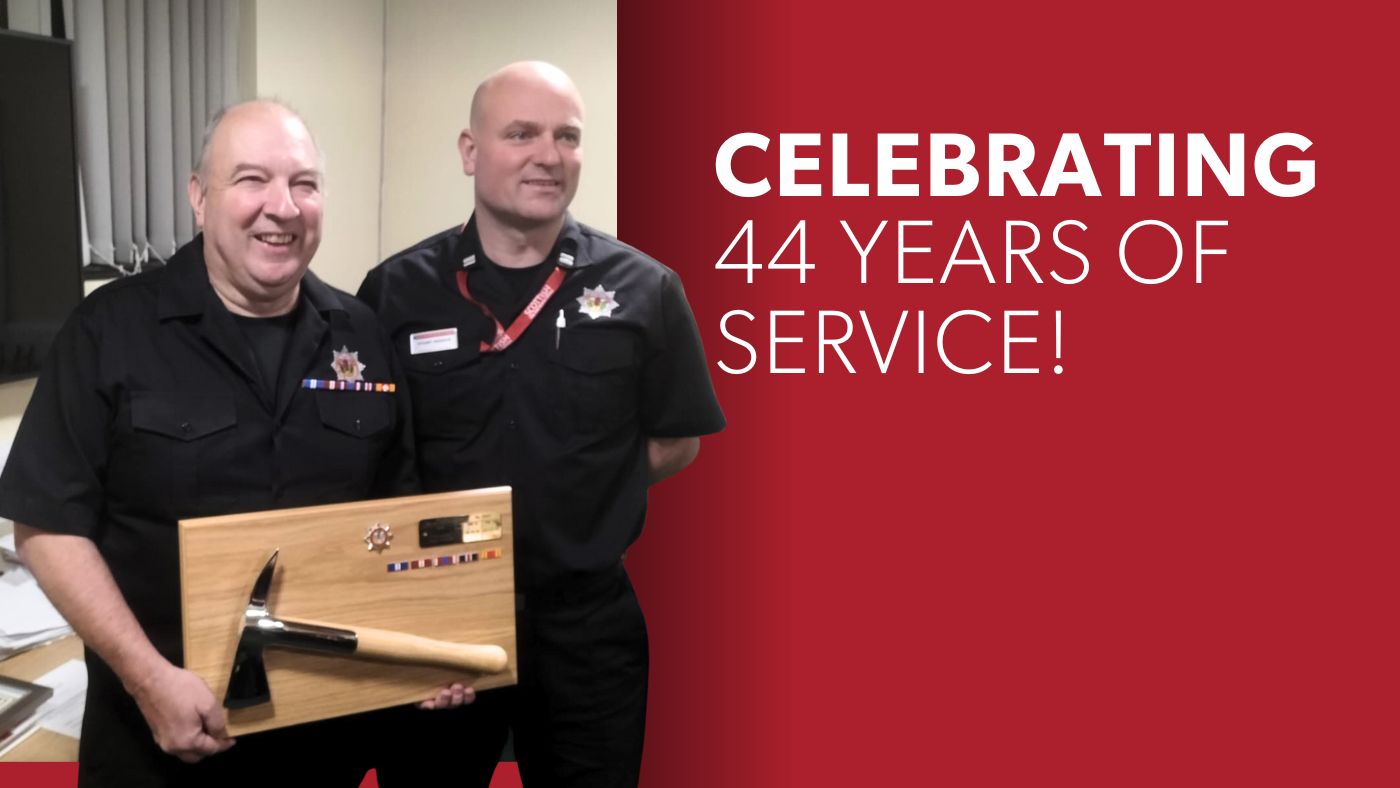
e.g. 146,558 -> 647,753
179,422 -> 192,434
508,362 -> 517,370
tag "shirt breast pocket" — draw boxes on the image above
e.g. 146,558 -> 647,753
553,329 -> 638,432
314,392 -> 394,438
122,392 -> 238,504
310,391 -> 395,490
402,344 -> 491,439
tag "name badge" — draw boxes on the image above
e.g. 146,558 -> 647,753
409,327 -> 459,355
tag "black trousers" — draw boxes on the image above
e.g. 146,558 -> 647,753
377,568 -> 650,788
77,651 -> 380,788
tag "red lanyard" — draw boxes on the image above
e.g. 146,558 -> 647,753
456,266 -> 567,352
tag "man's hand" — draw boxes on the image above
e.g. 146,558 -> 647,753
126,661 -> 236,763
417,682 -> 477,710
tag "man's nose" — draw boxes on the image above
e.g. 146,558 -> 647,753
262,181 -> 301,219
532,137 -> 563,167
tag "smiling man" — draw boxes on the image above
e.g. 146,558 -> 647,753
0,100 -> 425,786
358,62 -> 726,786
190,102 -> 325,316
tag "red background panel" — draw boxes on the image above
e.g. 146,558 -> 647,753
620,1 -> 1395,786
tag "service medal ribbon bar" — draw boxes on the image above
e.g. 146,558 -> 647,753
301,379 -> 397,392
387,549 -> 504,573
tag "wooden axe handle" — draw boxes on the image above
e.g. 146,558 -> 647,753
353,626 -> 508,674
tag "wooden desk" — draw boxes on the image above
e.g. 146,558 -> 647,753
0,635 -> 82,761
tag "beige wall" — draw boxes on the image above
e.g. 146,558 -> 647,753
253,0 -> 386,293
379,0 -> 617,258
250,0 -> 618,286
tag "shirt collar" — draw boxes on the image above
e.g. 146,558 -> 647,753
157,234 -> 345,320
456,213 -> 591,271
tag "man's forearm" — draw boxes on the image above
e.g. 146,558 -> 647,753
15,524 -> 168,691
647,436 -> 701,484
16,523 -> 235,760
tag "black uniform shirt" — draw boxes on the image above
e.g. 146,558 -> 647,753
0,237 -> 416,661
231,307 -> 300,403
358,215 -> 725,590
470,255 -> 558,324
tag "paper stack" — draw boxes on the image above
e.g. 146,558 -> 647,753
0,559 -> 73,659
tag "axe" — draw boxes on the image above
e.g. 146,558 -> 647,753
224,550 -> 508,709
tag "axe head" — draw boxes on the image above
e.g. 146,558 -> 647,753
223,550 -> 280,709
222,550 -> 359,709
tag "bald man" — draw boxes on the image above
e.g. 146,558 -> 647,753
359,63 -> 725,786
0,101 -> 421,787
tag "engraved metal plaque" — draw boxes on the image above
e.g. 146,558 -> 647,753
461,512 -> 503,543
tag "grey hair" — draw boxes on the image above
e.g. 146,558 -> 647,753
192,98 -> 327,191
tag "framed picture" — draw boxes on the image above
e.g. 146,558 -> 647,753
0,675 -> 53,740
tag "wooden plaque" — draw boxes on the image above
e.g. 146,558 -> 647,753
179,488 -> 516,736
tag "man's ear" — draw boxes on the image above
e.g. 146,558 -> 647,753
459,129 -> 477,176
187,173 -> 205,228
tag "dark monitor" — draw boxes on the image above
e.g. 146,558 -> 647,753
0,29 -> 84,382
